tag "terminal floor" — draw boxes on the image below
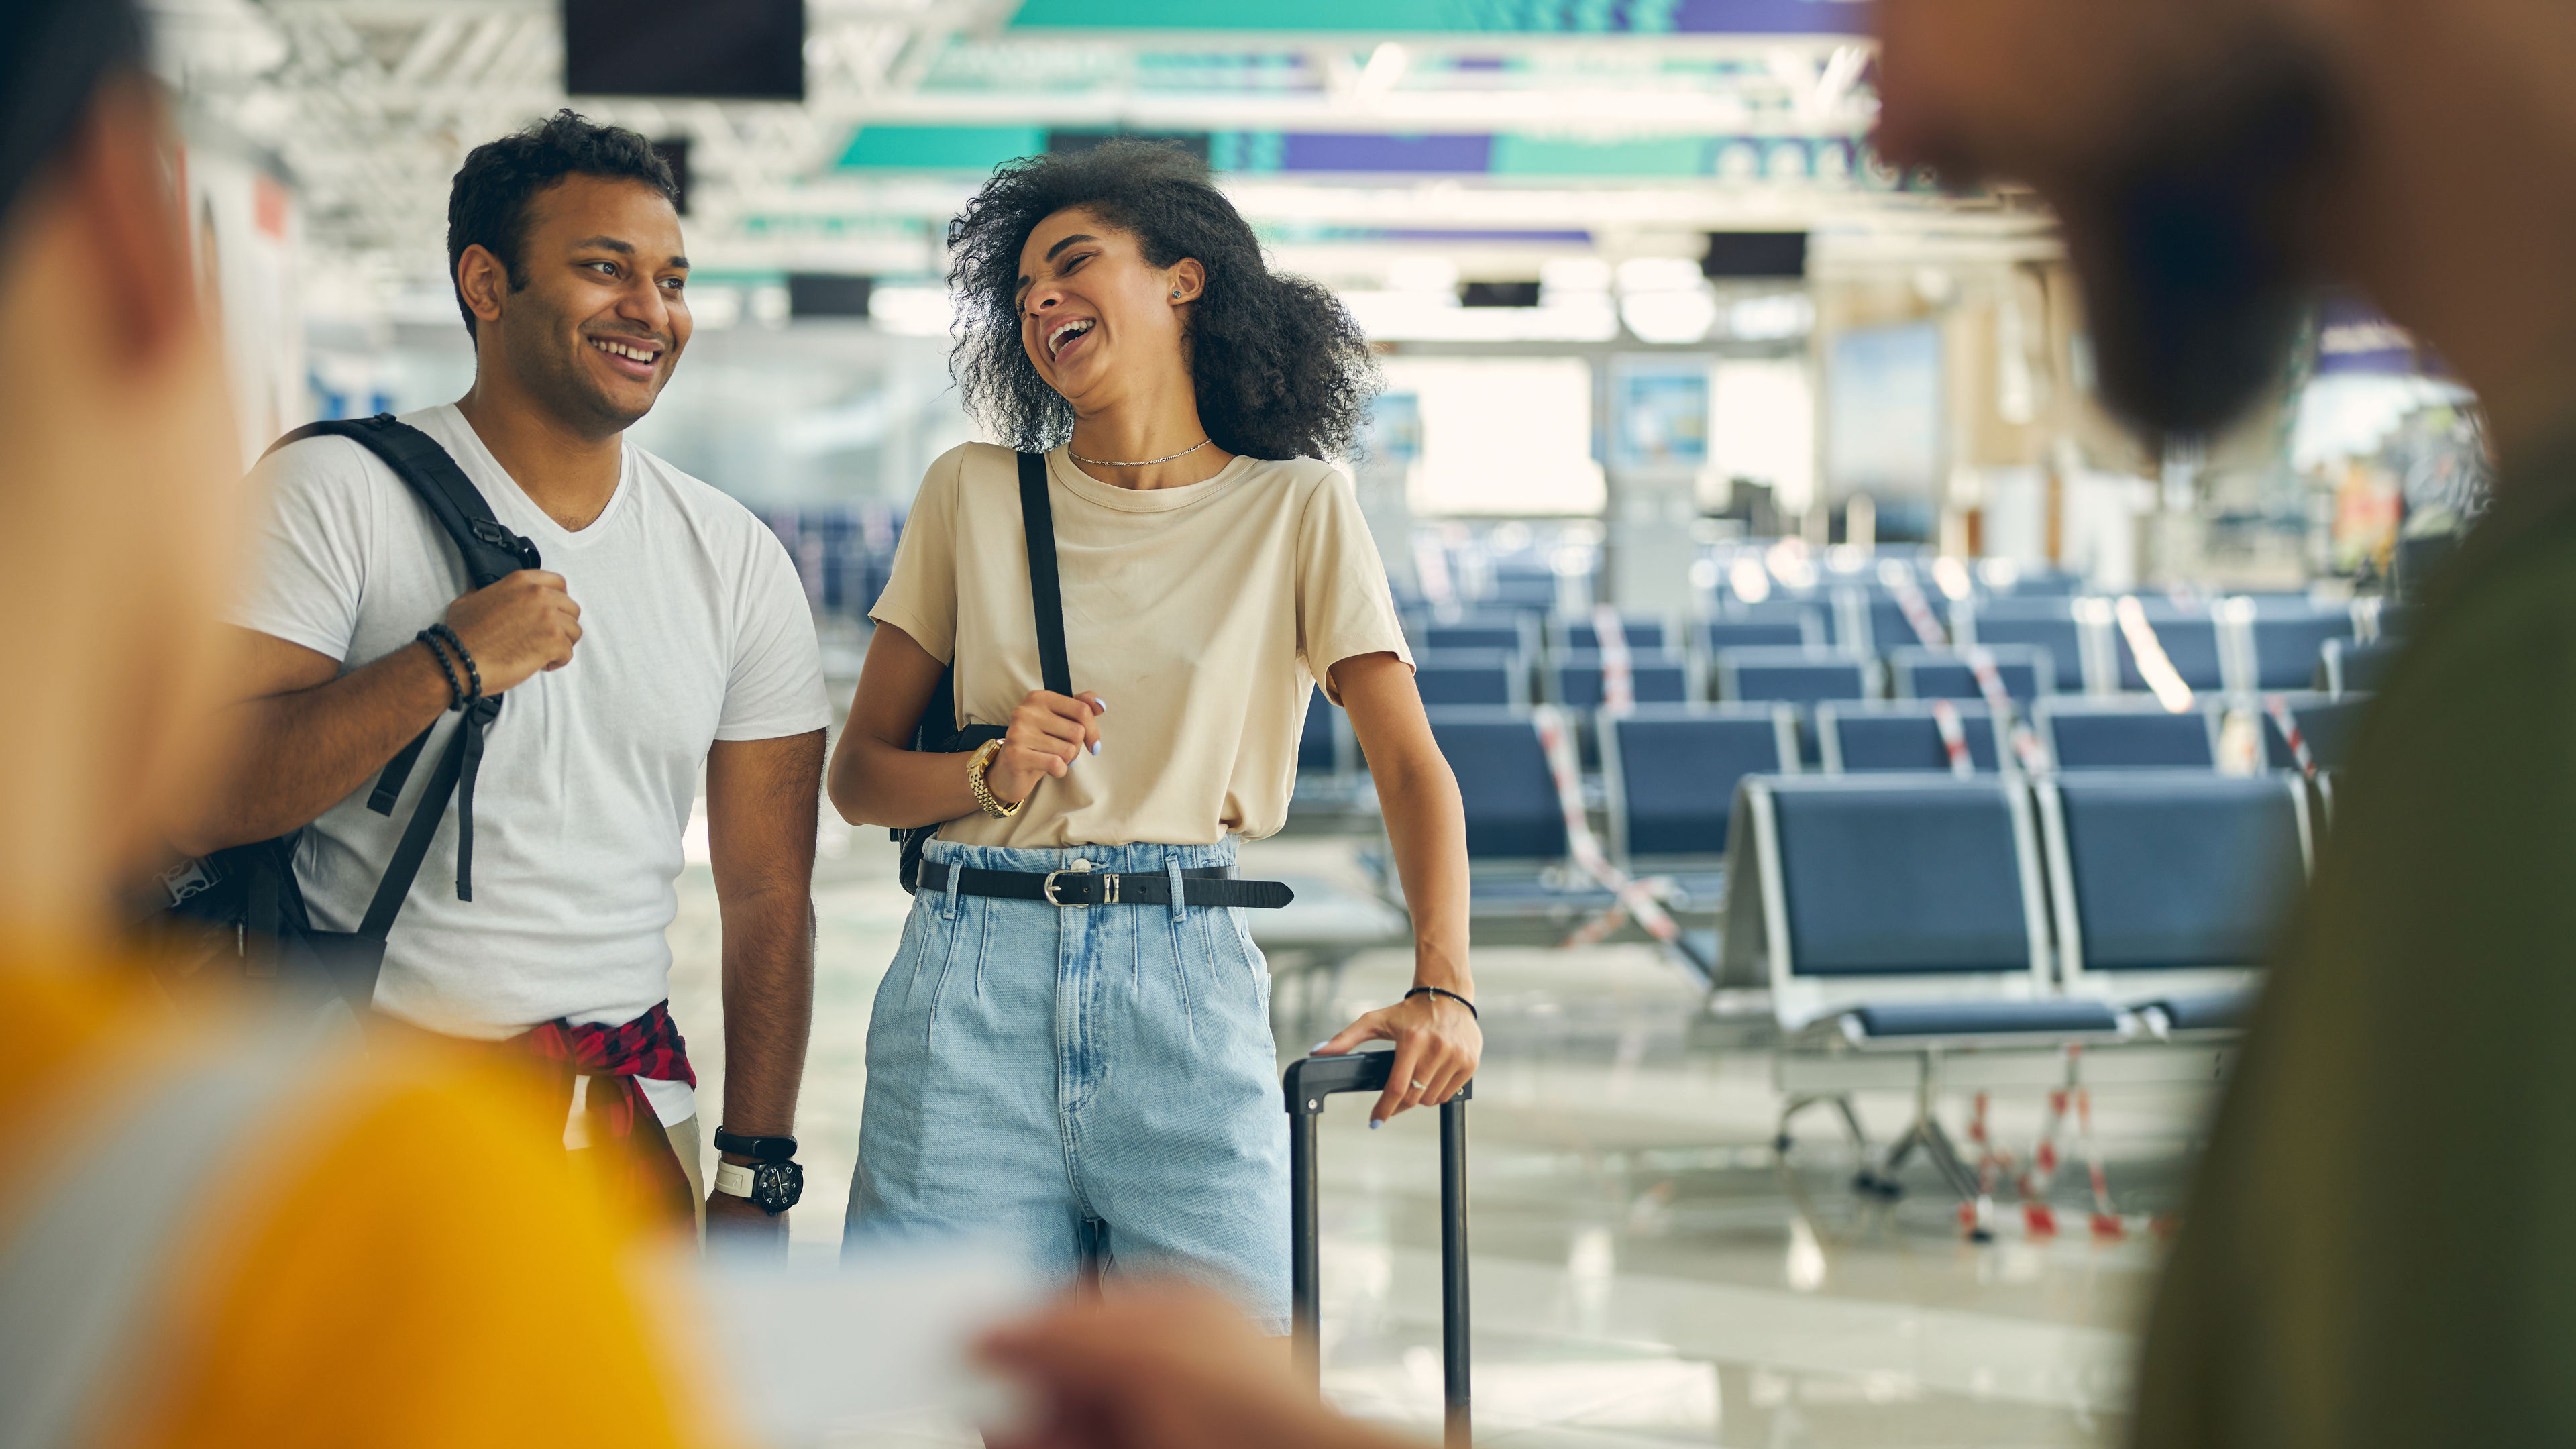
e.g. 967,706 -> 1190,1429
671,824 -> 2214,1448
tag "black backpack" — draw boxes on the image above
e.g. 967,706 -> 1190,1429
147,415 -> 539,1010
895,451 -> 1067,893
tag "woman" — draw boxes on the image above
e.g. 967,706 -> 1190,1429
826,140 -> 1479,1328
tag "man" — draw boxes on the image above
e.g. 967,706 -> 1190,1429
1874,0 -> 2576,1442
0,3 -> 727,1441
179,113 -> 828,1238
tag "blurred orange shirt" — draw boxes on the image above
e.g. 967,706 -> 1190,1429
5,961 -> 731,1449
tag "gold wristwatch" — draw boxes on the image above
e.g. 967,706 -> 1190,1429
967,739 -> 1025,818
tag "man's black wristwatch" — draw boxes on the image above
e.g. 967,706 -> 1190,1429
710,1127 -> 802,1215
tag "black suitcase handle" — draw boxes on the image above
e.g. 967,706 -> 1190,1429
1285,1051 -> 1472,1448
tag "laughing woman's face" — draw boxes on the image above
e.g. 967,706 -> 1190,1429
1015,206 -> 1203,407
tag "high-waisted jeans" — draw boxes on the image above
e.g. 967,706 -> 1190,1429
847,837 -> 1289,1330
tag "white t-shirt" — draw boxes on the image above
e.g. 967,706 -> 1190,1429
233,405 -> 828,1122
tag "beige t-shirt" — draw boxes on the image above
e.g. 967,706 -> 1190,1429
871,442 -> 1414,847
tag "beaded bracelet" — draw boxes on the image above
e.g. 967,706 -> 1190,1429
1403,985 -> 1478,1020
415,629 -> 465,711
425,623 -> 482,704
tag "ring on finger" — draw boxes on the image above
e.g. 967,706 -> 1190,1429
1409,1079 -> 1429,1091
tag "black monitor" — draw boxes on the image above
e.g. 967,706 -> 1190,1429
565,0 -> 804,101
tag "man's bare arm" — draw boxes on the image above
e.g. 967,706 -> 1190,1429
704,729 -> 824,1222
174,570 -> 585,855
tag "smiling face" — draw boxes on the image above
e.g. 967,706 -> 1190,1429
466,172 -> 691,437
1015,207 -> 1201,408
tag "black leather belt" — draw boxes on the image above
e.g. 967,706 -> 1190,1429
916,861 -> 1295,909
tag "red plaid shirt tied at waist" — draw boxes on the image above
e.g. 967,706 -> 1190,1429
512,999 -> 696,1220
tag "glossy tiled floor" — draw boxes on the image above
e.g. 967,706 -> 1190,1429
669,822 -> 2218,1447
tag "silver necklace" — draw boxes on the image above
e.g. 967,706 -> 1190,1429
1067,436 -> 1213,469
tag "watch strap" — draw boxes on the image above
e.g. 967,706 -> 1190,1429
713,1161 -> 755,1197
711,1126 -> 798,1161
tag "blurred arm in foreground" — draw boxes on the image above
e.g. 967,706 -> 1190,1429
981,1285 -> 1408,1449
0,4 -> 724,1444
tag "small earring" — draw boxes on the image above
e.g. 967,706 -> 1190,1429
1172,290 -> 1181,299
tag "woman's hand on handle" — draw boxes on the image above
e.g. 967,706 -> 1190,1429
987,690 -> 1106,804
1312,990 -> 1482,1127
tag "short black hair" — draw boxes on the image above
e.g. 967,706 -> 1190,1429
445,109 -> 676,338
947,139 -> 1377,462
0,0 -> 145,231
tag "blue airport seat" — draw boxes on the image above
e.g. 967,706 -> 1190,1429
1416,614 -> 1535,657
1424,709 -> 1564,863
1554,612 -> 1672,653
2038,771 -> 2310,1003
1601,705 -> 1799,893
1297,684 -> 1337,773
2239,600 -> 2357,690
1713,647 -> 1877,707
2035,698 -> 2222,769
1951,597 -> 2091,692
2319,637 -> 2399,696
1411,649 -> 1525,708
1733,775 -> 2047,985
2112,600 -> 2227,692
1844,590 -> 1948,655
1849,998 -> 2121,1038
1887,644 -> 2054,703
1701,613 -> 1820,655
1416,708 -> 1615,922
2255,692 -> 2370,772
1816,701 -> 2005,773
1548,652 -> 1694,709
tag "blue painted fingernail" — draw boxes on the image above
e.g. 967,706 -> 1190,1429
1368,1119 -> 1383,1130
1089,739 -> 1102,755
1093,698 -> 1108,712
1310,1041 -> 1332,1053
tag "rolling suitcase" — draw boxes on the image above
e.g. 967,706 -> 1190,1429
1285,1051 -> 1472,1447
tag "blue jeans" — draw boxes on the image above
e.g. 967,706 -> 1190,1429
848,837 -> 1289,1330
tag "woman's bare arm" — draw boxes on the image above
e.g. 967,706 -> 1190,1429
1313,650 -> 1481,1123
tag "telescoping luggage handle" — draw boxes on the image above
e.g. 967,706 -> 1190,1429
1284,1051 -> 1472,1449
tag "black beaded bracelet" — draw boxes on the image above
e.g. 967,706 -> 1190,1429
415,629 -> 465,711
426,623 -> 482,703
1404,985 -> 1477,1020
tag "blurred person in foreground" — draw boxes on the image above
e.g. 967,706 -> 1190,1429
0,3 -> 728,1443
178,108 -> 828,1242
0,8 -> 1415,1446
1875,0 -> 2576,1442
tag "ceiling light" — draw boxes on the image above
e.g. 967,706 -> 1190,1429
1620,288 -> 1718,345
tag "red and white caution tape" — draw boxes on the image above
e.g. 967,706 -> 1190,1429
1888,576 -> 1951,648
1898,576 -> 2047,771
1930,698 -> 1974,777
1591,604 -> 1635,714
2262,693 -> 2315,777
1532,706 -> 1682,949
2017,1049 -> 2123,1238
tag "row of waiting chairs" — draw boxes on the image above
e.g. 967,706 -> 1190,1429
1410,593 -> 2399,698
1733,770 -> 2309,1224
1394,700 -> 2363,908
1407,643 -> 2061,713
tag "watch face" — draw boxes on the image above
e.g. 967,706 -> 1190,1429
752,1160 -> 805,1214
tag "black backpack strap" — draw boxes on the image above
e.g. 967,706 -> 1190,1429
267,415 -> 541,588
264,413 -> 543,908
895,451 -> 1072,893
1017,450 -> 1072,698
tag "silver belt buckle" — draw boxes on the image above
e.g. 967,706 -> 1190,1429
1042,859 -> 1095,907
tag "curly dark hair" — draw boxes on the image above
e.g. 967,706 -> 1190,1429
946,139 -> 1378,462
446,109 -> 675,339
